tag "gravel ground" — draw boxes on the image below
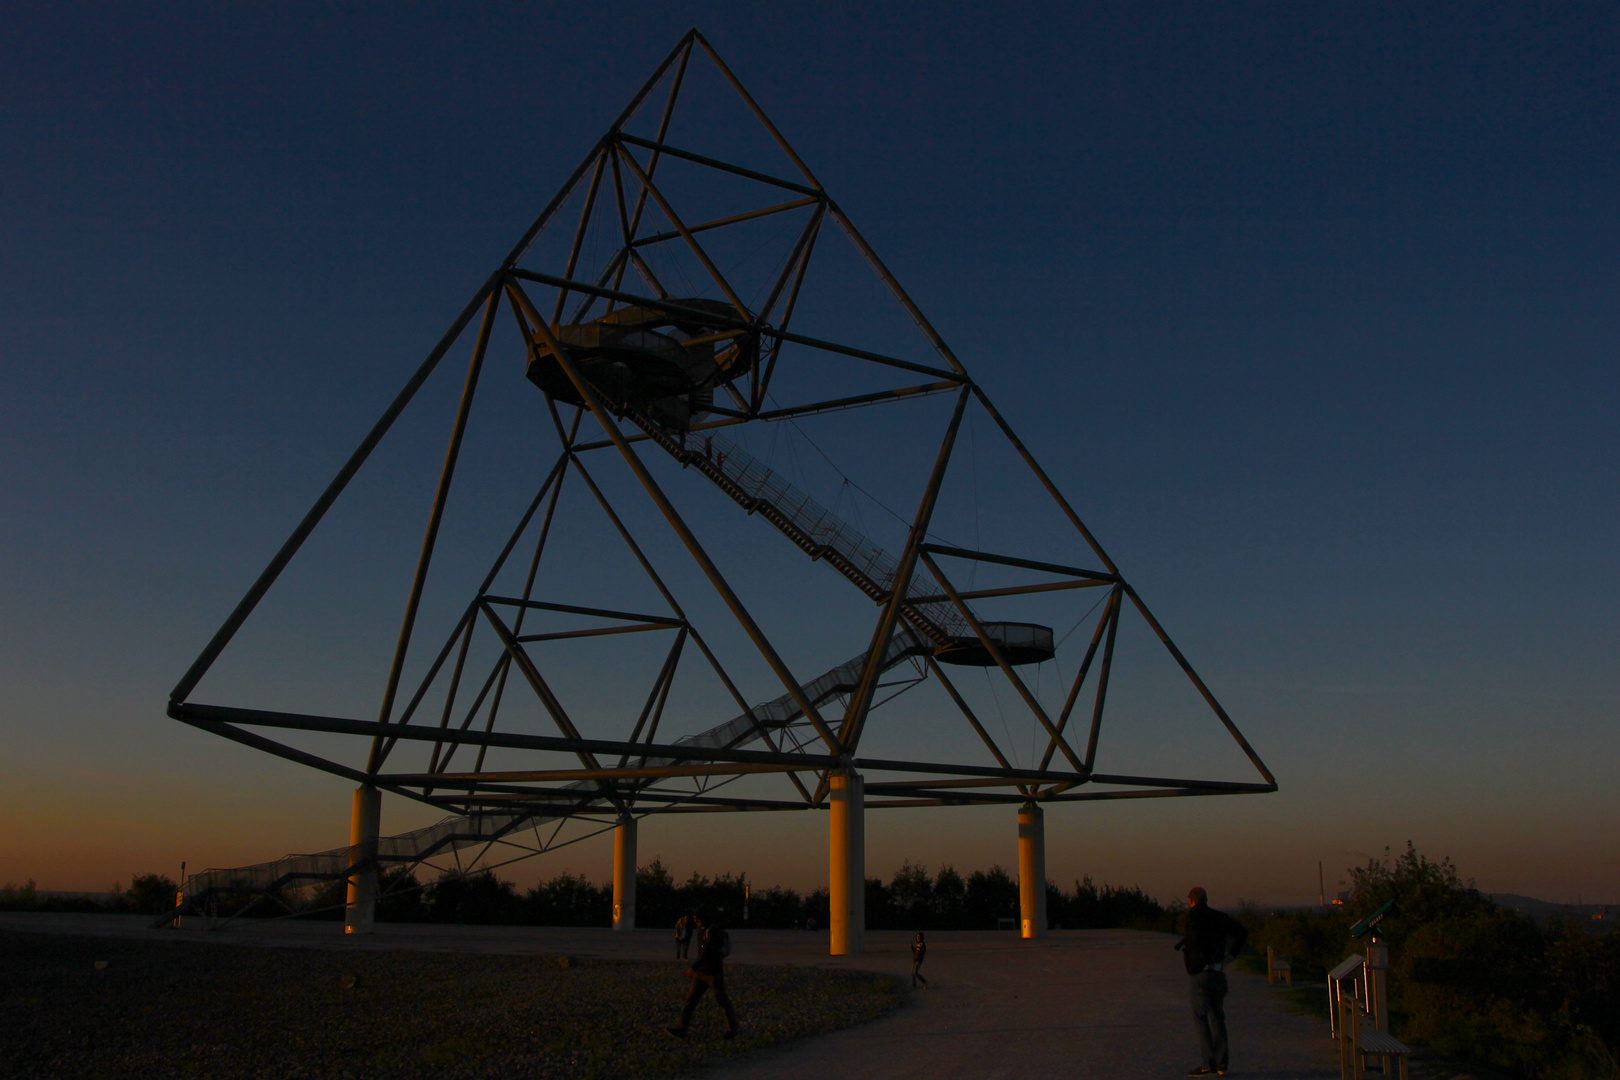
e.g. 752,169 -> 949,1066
0,929 -> 900,1080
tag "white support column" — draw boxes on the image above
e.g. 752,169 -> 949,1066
612,813 -> 637,931
1018,801 -> 1046,939
829,770 -> 865,955
344,785 -> 381,936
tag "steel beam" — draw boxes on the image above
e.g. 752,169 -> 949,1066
368,289 -> 501,774
841,386 -> 970,754
509,281 -> 842,755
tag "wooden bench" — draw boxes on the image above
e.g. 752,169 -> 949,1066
1336,985 -> 1413,1080
1266,946 -> 1292,985
1357,1029 -> 1414,1080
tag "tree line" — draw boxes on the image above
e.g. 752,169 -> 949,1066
1,875 -> 178,915
343,860 -> 1175,932
3,862 -> 1171,932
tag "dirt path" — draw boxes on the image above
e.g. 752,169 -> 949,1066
0,915 -> 1337,1079
708,929 -> 1338,1080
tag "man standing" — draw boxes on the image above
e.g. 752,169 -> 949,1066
667,910 -> 739,1040
1175,886 -> 1248,1077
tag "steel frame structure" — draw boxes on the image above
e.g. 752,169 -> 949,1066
169,31 -> 1275,872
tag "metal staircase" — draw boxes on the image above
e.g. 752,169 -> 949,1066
171,406 -> 966,922
169,631 -> 928,922
629,412 -> 972,645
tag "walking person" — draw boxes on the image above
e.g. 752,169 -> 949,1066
667,910 -> 739,1040
1175,886 -> 1248,1077
910,931 -> 929,989
674,911 -> 695,960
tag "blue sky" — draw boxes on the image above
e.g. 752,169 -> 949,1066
2,2 -> 1615,904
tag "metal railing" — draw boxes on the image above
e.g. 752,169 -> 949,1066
643,421 -> 974,644
176,633 -> 929,913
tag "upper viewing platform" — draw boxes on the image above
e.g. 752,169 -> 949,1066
525,298 -> 758,430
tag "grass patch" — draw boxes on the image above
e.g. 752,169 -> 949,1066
0,930 -> 901,1079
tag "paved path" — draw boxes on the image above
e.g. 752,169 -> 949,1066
1,914 -> 1337,1080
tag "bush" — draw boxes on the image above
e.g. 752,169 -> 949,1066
426,871 -> 527,924
124,874 -> 180,917
0,880 -> 39,910
1247,844 -> 1620,1080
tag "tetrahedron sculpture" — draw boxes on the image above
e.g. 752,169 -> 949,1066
169,31 -> 1275,950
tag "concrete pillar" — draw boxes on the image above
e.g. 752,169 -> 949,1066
612,814 -> 637,931
829,770 -> 865,955
344,785 -> 381,935
1018,801 -> 1046,939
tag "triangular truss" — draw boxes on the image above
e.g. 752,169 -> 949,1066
169,30 -> 1275,839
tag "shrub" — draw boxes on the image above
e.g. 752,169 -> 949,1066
124,874 -> 180,916
1247,844 -> 1620,1080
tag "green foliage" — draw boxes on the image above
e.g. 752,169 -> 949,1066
1,876 -> 180,915
0,880 -> 38,910
1398,904 -> 1550,1070
45,860 -> 1163,934
1057,875 -> 1177,931
524,870 -> 609,926
124,874 -> 179,916
964,865 -> 1020,927
347,861 -> 1175,934
854,863 -> 1171,931
1246,907 -> 1352,979
427,870 -> 527,924
933,865 -> 966,918
376,868 -> 426,922
1247,844 -> 1620,1080
1347,843 -> 1490,924
889,860 -> 933,915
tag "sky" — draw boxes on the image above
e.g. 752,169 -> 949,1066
2,2 -> 1616,907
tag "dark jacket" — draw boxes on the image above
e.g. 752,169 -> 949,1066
691,926 -> 731,976
912,940 -> 927,963
1176,903 -> 1248,976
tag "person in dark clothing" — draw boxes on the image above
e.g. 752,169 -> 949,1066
667,910 -> 738,1040
910,931 -> 929,988
1175,886 -> 1248,1077
674,912 -> 695,960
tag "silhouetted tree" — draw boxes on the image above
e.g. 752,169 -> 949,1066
965,865 -> 1018,929
376,869 -> 425,922
932,865 -> 966,927
805,887 -> 830,928
124,874 -> 179,916
636,858 -> 678,928
890,862 -> 934,928
1053,875 -> 1170,930
429,871 -> 524,924
748,885 -> 806,929
523,871 -> 608,926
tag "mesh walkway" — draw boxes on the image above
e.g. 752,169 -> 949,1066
180,632 -> 927,908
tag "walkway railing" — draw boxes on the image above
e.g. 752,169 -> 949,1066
633,416 -> 973,645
